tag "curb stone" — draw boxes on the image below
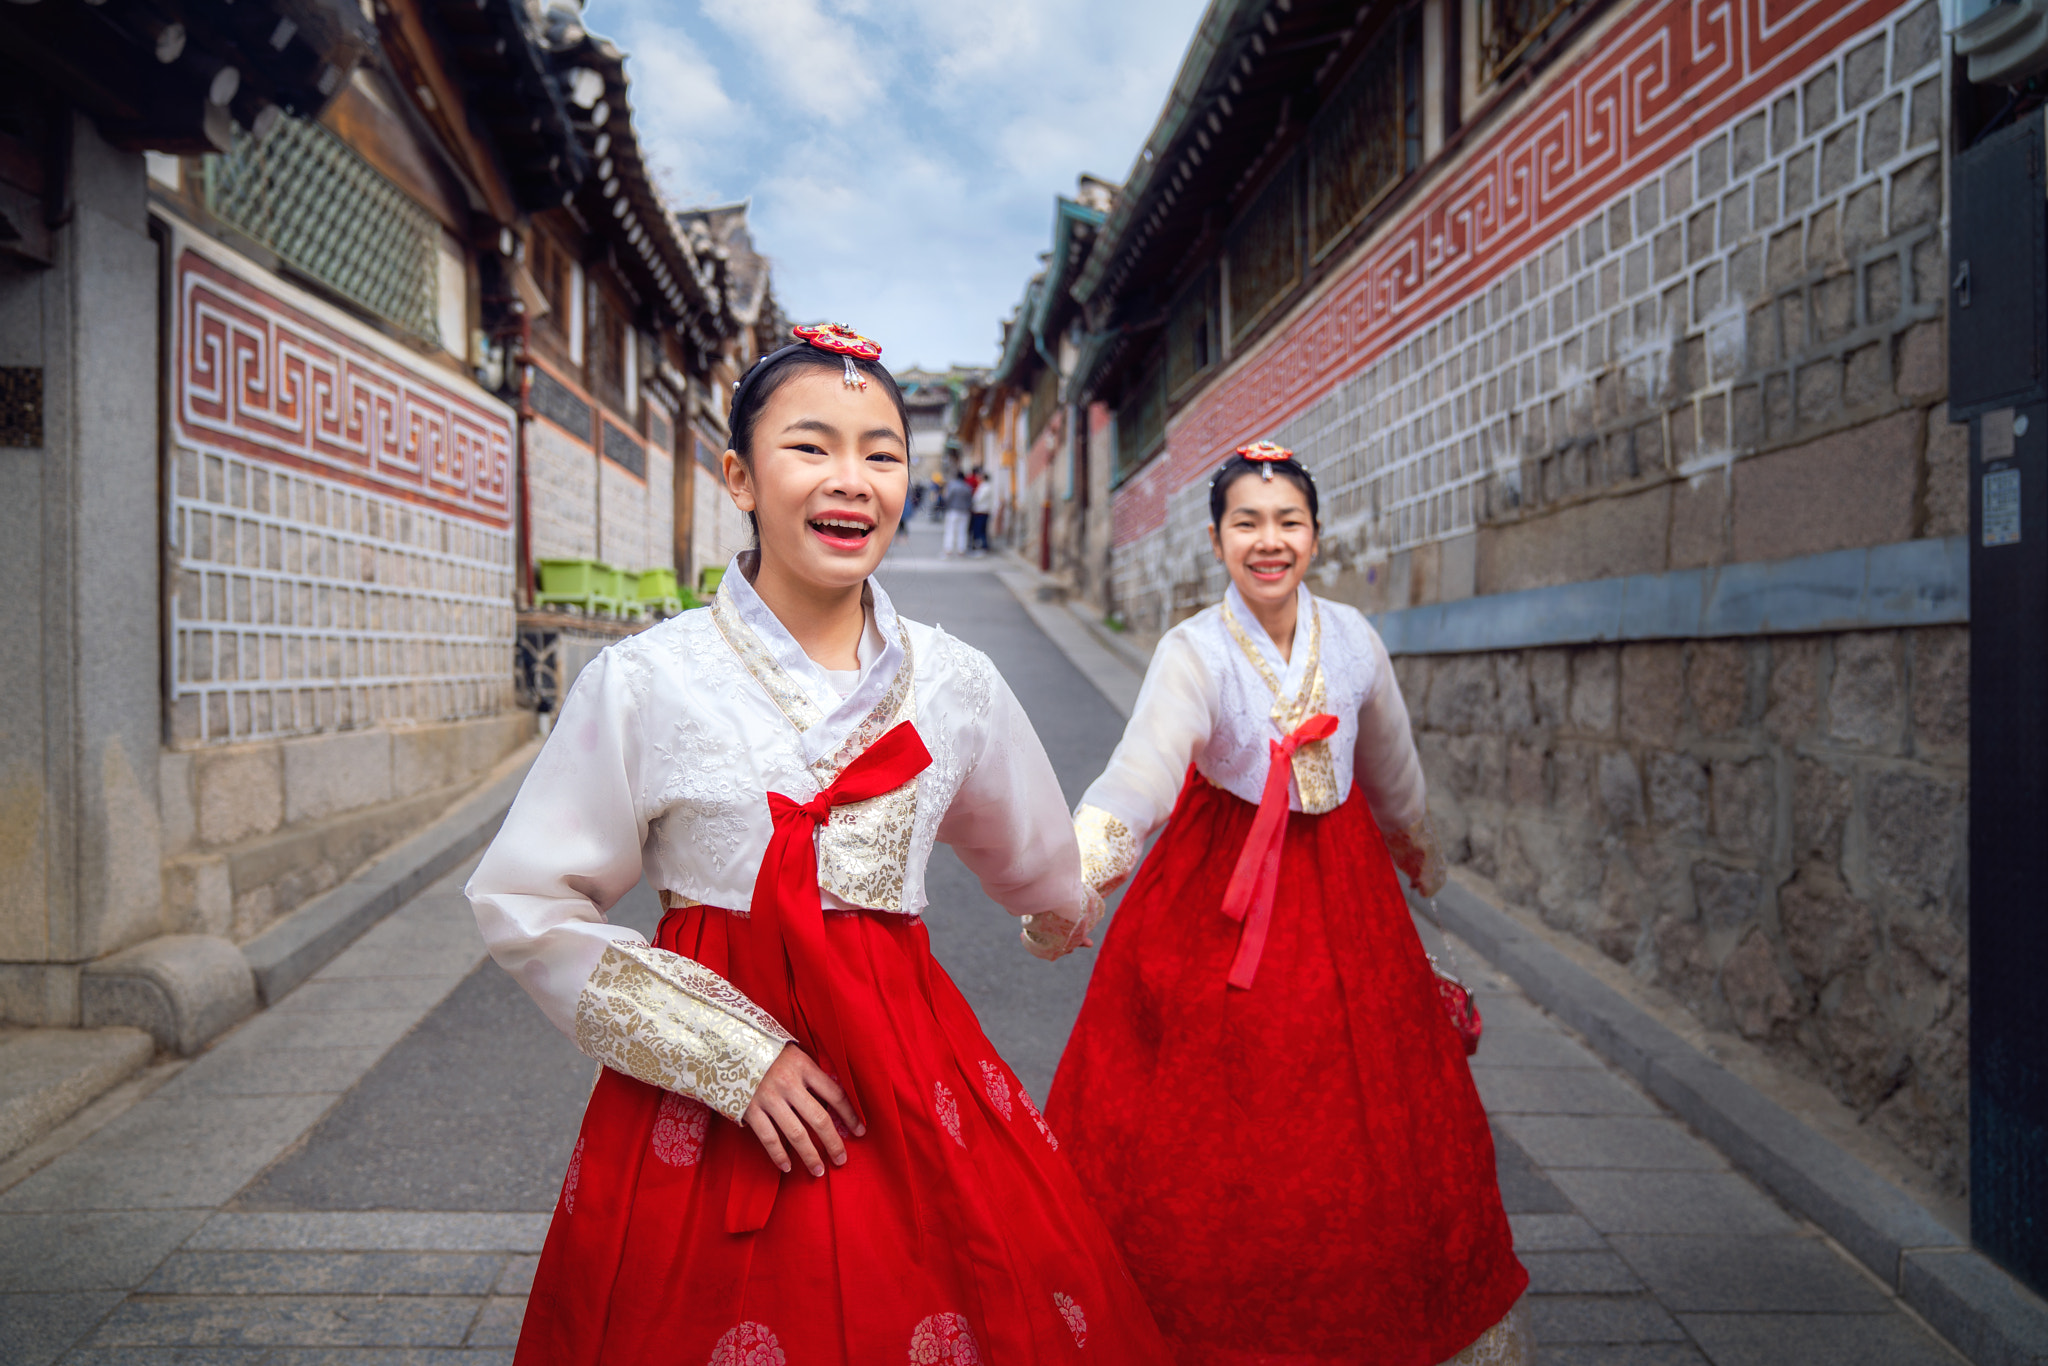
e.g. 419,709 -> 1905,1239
1428,875 -> 2048,1366
239,738 -> 541,1004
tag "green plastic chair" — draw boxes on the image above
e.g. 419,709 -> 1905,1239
631,568 -> 686,618
698,565 -> 726,597
533,558 -> 624,615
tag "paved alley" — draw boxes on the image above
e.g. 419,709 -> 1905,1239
0,553 -> 1968,1365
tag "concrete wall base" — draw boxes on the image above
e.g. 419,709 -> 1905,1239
78,934 -> 257,1055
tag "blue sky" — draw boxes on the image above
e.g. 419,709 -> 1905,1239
580,0 -> 1210,372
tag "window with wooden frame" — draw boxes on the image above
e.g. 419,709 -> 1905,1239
590,286 -> 627,410
1226,161 -> 1302,348
1166,268 -> 1219,397
1113,351 -> 1167,487
1482,0 -> 1573,82
1308,19 -> 1406,261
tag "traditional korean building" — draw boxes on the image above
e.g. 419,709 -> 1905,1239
1066,0 -> 1967,1204
986,177 -> 1117,585
0,0 -> 756,1063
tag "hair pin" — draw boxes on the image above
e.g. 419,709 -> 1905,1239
1236,440 -> 1293,482
793,323 -> 882,391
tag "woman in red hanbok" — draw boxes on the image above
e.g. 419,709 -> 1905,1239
468,325 -> 1172,1365
1049,443 -> 1530,1365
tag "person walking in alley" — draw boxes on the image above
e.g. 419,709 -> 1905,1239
467,324 -> 1172,1366
1046,442 -> 1531,1365
941,465 -> 973,557
969,466 -> 995,554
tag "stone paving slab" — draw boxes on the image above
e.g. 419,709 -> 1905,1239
184,1213 -> 550,1254
153,1048 -> 391,1100
1678,1311 -> 1967,1365
0,1095 -> 337,1211
1606,1234 -> 1900,1313
0,1213 -> 211,1292
137,1252 -> 508,1297
78,1295 -> 488,1349
61,1352 -> 513,1365
1496,1114 -> 1730,1172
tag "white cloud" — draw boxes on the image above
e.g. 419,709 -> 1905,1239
699,0 -> 883,119
580,0 -> 1209,366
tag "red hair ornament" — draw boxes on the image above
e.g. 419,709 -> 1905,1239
1236,440 -> 1294,481
793,323 -> 883,390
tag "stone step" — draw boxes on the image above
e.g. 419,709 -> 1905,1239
0,1026 -> 156,1160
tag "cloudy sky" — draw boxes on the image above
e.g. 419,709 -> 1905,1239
579,0 -> 1210,372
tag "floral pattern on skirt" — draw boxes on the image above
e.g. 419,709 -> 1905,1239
1048,775 -> 1528,1366
517,906 -> 1172,1365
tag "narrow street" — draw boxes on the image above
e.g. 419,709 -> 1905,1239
0,552 -> 1965,1364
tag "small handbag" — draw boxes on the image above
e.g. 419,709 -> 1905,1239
1421,898 -> 1483,1057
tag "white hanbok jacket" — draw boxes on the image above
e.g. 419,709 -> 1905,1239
1073,582 -> 1433,890
467,558 -> 1091,1122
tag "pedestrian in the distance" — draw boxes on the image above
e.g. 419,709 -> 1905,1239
941,466 -> 972,557
899,474 -> 917,535
467,324 -> 1173,1366
1047,442 -> 1531,1365
969,466 -> 995,554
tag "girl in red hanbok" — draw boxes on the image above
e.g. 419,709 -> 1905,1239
1049,443 -> 1530,1365
468,325 -> 1172,1365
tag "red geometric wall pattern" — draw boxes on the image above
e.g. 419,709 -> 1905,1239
178,250 -> 513,530
1115,0 -> 1904,547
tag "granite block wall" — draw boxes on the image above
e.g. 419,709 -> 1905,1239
1397,624 -> 1968,1191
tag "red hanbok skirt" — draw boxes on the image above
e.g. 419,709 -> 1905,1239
1047,773 -> 1528,1366
516,903 -> 1174,1365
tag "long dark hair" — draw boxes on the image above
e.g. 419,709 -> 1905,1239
1208,451 -> 1320,530
725,344 -> 910,542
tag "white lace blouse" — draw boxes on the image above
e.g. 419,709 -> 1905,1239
466,560 -> 1089,1121
1073,582 -> 1429,888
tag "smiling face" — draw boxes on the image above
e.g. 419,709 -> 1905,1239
1209,469 -> 1318,612
722,367 -> 909,592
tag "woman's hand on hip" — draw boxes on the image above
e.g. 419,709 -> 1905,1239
741,1044 -> 863,1177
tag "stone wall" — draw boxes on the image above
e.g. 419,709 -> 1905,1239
528,417 -> 598,563
156,712 -> 531,946
1106,2 -> 1948,630
595,444 -> 674,574
1398,625 -> 1969,1191
690,456 -> 751,577
168,449 -> 518,746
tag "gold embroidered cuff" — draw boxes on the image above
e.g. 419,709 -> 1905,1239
1020,885 -> 1105,962
1385,816 -> 1448,898
1074,804 -> 1139,894
573,940 -> 794,1123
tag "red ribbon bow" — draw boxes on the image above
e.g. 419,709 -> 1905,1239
749,721 -> 931,1117
726,720 -> 930,1234
1218,713 -> 1339,989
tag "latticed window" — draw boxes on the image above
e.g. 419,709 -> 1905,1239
1309,24 -> 1404,260
1485,0 -> 1573,80
1113,354 -> 1166,486
1227,163 -> 1301,347
204,116 -> 441,343
1167,270 -> 1218,396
